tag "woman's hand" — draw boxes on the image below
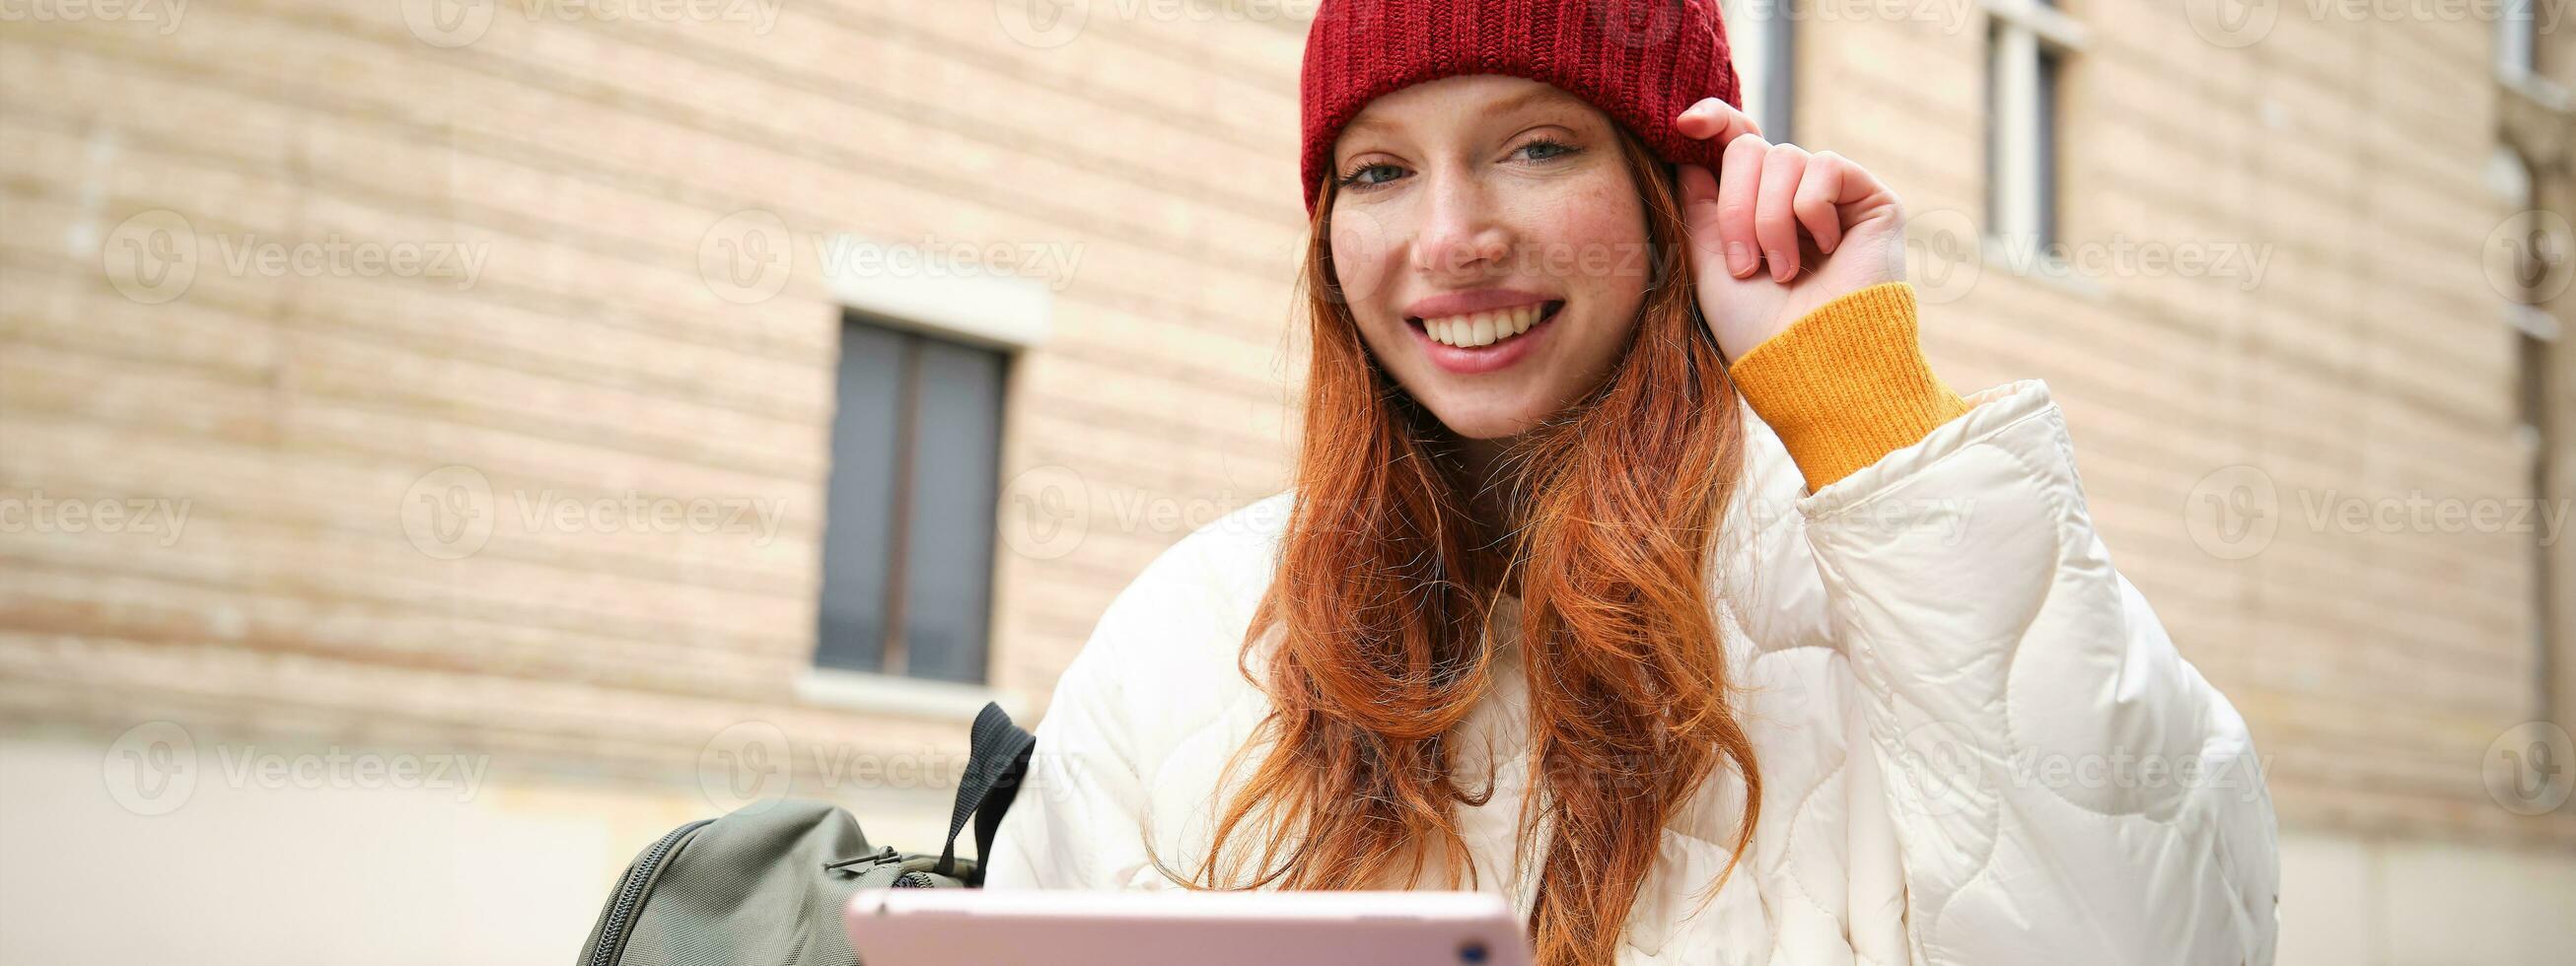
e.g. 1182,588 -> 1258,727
1674,98 -> 1908,363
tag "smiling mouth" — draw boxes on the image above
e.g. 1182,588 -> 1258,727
1408,302 -> 1563,348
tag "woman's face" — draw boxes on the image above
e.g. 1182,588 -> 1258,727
1326,75 -> 1652,441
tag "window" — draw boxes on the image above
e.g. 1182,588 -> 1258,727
1722,0 -> 1796,142
2500,0 -> 2539,82
817,311 -> 1008,684
1985,0 -> 2085,251
2492,147 -> 2564,725
2517,326 -> 2558,722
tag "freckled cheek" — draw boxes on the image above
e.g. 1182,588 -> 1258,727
1327,221 -> 1400,315
1508,179 -> 1648,288
1519,218 -> 1650,293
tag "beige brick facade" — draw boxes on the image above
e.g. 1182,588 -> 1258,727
2,1 -> 2572,963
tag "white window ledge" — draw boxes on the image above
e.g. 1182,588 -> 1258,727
796,668 -> 1028,723
821,232 -> 1054,350
1980,235 -> 2108,301
2500,69 -> 2573,115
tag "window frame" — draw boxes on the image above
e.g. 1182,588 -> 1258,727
2499,0 -> 2539,83
1983,0 -> 2087,256
1722,0 -> 1797,143
818,312 -> 1011,684
804,236 -> 1053,719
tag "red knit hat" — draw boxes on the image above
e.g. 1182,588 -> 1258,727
1299,0 -> 1743,213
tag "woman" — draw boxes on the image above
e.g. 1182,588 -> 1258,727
984,2 -> 2280,964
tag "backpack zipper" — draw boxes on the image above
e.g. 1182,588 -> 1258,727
587,818 -> 713,966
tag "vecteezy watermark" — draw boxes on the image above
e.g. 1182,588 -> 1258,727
813,234 -> 1087,294
104,722 -> 492,816
1590,0 -> 1979,48
699,721 -> 793,813
398,464 -> 788,560
997,465 -> 1281,561
1896,209 -> 2274,302
1890,719 -> 2273,818
2183,0 -> 2287,47
694,208 -> 1087,305
2484,721 -> 2574,815
2484,209 -> 2574,306
1716,0 -> 1980,36
1904,208 -> 1983,306
401,0 -> 784,48
100,209 -> 490,305
993,0 -> 1324,49
2186,0 -> 2571,49
2183,464 -> 2280,561
0,490 -> 193,547
1321,210 -> 1664,308
1988,233 -> 2276,292
0,0 -> 186,33
695,723 -> 1007,813
2185,464 -> 2572,559
1739,493 -> 1979,547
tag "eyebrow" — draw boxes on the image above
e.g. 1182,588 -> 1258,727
1482,85 -> 1586,120
1335,85 -> 1591,157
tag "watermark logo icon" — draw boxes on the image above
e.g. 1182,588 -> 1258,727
1595,0 -> 1681,47
699,209 -> 794,305
104,721 -> 198,816
995,0 -> 1089,47
2484,722 -> 2573,816
2185,464 -> 2279,560
102,209 -> 197,304
1322,204 -> 1394,307
2485,209 -> 2574,306
1891,720 -> 1990,818
2184,0 -> 2279,48
1001,464 -> 1090,560
401,464 -> 496,560
402,0 -> 496,47
1902,207 -> 1982,305
699,721 -> 792,814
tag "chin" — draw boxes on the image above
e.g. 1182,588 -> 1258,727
1418,394 -> 1549,441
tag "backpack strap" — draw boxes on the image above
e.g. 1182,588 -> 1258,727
935,702 -> 1036,884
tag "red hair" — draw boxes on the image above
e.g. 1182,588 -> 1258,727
1167,124 -> 1761,966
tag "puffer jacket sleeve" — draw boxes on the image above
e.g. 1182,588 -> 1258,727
979,563 -> 1163,890
1729,284 -> 2281,965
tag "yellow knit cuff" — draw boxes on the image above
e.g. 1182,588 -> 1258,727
1727,282 -> 1971,492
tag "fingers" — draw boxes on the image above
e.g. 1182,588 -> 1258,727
1679,164 -> 1727,268
1675,97 -> 1761,147
1716,133 -> 1768,278
1755,144 -> 1810,283
1793,151 -> 1846,255
1687,113 -> 1892,284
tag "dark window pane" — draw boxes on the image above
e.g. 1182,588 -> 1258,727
1762,8 -> 1794,145
817,322 -> 906,672
897,340 -> 1005,684
2038,47 -> 2061,247
1984,20 -> 2003,233
2520,331 -> 2556,721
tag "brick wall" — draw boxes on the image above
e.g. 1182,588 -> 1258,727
2,6 -> 2573,960
0,0 -> 1309,799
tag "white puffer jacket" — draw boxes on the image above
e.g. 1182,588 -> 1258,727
984,379 -> 2281,965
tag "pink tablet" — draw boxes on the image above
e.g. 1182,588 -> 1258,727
845,888 -> 1534,966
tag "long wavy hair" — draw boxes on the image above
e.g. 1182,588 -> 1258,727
1167,121 -> 1761,965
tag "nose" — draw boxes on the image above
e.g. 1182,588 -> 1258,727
1408,168 -> 1513,281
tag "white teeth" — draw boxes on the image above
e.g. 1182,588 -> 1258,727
1421,305 -> 1545,348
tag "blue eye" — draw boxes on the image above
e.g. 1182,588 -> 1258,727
1517,138 -> 1576,162
1338,162 -> 1407,188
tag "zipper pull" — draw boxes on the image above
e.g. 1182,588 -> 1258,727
822,846 -> 902,873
